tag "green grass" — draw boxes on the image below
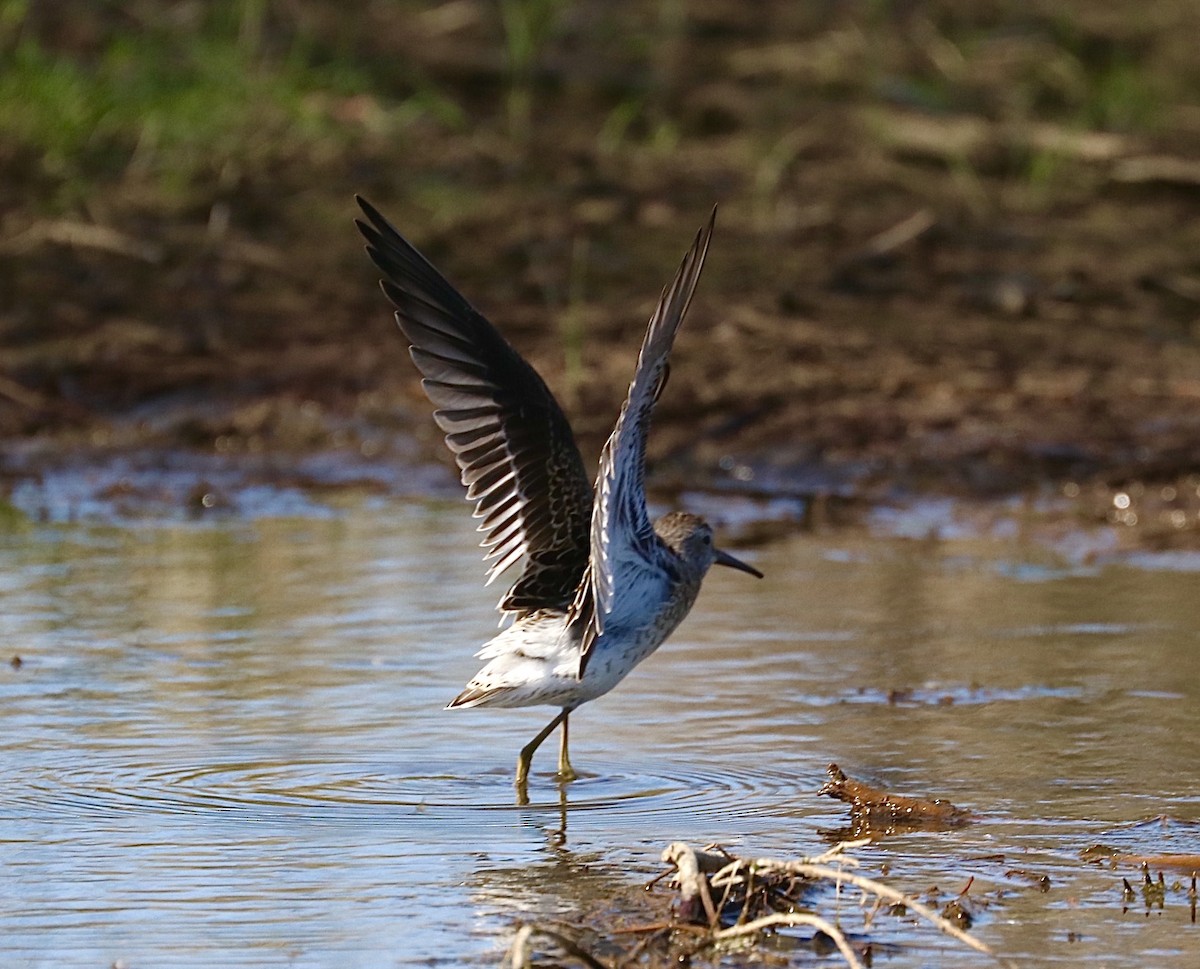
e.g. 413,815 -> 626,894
499,0 -> 569,145
1081,55 -> 1162,131
0,3 -> 379,204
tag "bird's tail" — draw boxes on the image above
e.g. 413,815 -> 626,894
445,684 -> 518,709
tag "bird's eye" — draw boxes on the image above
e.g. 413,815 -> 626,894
702,533 -> 712,545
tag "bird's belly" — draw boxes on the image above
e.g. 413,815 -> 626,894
578,596 -> 690,699
457,581 -> 695,709
476,617 -> 675,708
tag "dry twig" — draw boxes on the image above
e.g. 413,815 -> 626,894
504,922 -> 607,969
711,911 -> 863,967
660,841 -> 1017,969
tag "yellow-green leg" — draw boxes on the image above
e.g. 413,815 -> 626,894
557,712 -> 577,782
515,709 -> 569,799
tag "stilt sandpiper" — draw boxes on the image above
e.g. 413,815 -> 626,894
356,199 -> 762,799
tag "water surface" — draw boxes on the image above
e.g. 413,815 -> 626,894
2,495 -> 1198,966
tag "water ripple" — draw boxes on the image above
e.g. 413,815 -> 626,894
11,754 -> 818,831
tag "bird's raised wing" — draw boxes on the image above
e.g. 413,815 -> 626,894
356,197 -> 593,616
570,209 -> 716,670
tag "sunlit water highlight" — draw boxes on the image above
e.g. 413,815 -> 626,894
2,495 -> 1198,967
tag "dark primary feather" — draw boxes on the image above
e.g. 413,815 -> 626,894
355,197 -> 593,616
571,208 -> 717,672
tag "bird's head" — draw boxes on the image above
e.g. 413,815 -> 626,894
653,511 -> 763,580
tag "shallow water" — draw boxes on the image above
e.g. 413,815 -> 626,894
2,493 -> 1198,967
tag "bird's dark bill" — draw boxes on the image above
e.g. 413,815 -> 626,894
714,547 -> 763,578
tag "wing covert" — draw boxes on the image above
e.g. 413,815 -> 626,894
570,209 -> 717,669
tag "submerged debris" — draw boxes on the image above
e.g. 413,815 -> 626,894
505,841 -> 1013,969
1003,868 -> 1053,892
1084,846 -> 1200,924
818,763 -> 974,838
1118,866 -> 1198,923
1081,843 -> 1200,873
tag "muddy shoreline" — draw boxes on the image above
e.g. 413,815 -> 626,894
4,1 -> 1200,552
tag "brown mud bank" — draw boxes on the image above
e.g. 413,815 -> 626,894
4,1 -> 1200,552
5,210 -> 1200,561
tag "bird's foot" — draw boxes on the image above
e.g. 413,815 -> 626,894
556,746 -> 578,782
515,752 -> 533,804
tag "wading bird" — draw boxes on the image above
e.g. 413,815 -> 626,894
356,199 -> 762,799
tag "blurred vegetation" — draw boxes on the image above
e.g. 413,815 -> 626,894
2,0 -> 1200,517
3,0 -> 1191,210
0,0 -> 437,206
